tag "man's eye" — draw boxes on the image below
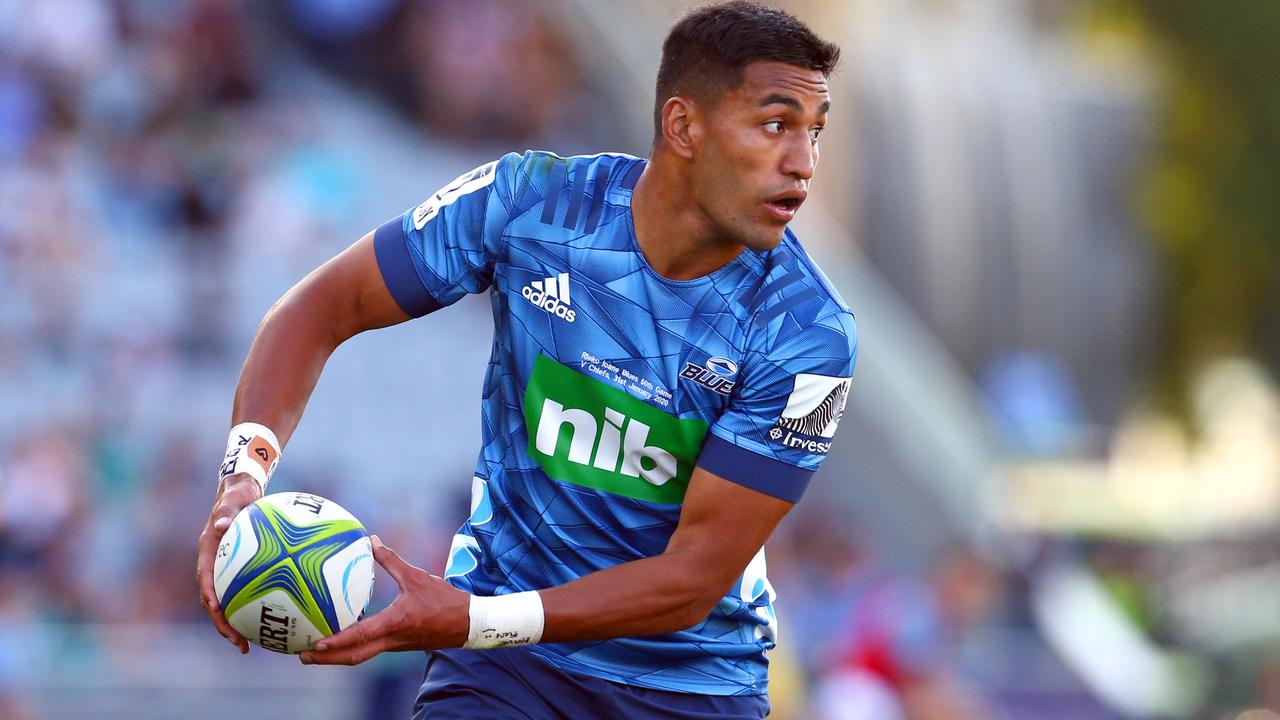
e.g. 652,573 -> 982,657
809,127 -> 824,142
764,120 -> 784,134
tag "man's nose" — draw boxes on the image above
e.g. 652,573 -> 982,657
781,135 -> 816,181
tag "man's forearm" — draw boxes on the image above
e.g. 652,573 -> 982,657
299,462 -> 789,664
537,548 -> 729,643
531,471 -> 788,646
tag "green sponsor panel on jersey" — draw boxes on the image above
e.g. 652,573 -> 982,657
524,354 -> 708,503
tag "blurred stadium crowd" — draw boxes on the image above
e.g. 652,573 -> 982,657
0,2 -> 1022,718
0,0 -> 591,716
3,1 -> 1280,719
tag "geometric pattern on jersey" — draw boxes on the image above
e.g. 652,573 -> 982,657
375,150 -> 857,696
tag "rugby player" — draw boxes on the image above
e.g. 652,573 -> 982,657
197,2 -> 856,717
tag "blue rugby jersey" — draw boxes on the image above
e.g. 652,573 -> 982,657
373,150 -> 857,696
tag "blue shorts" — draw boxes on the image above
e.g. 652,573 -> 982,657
412,647 -> 770,719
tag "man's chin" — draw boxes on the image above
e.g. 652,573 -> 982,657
739,227 -> 787,253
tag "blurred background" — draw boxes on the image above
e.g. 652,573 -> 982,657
2,0 -> 1280,718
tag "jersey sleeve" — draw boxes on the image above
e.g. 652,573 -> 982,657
373,152 -> 521,317
697,309 -> 857,503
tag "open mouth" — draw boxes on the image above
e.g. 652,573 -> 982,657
765,195 -> 804,220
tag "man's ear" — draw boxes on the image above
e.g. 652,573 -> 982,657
660,96 -> 702,160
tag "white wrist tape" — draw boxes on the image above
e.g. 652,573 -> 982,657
220,422 -> 282,494
464,591 -> 545,649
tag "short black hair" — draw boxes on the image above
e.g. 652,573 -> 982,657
654,1 -> 841,144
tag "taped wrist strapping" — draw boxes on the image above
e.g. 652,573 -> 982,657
464,591 -> 545,649
220,422 -> 282,494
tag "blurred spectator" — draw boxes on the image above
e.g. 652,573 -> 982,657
808,548 -> 1005,720
276,0 -> 607,149
0,428 -> 87,577
402,0 -> 585,144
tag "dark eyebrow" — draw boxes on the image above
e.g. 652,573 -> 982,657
759,93 -> 831,116
760,93 -> 801,111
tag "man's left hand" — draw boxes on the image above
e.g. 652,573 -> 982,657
299,535 -> 470,666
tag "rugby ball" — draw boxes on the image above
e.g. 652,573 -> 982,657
213,492 -> 374,654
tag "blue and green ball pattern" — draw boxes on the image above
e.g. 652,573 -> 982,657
215,493 -> 371,652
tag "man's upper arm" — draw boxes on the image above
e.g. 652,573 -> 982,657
299,230 -> 413,343
664,465 -> 794,597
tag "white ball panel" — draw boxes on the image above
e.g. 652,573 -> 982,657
263,491 -> 362,527
321,536 -> 374,631
213,506 -> 261,602
226,589 -> 327,655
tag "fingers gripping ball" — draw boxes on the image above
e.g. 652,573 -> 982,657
213,492 -> 375,654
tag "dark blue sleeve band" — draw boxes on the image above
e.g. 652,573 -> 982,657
696,434 -> 814,503
374,217 -> 442,318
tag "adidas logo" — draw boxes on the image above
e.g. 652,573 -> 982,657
521,272 -> 576,323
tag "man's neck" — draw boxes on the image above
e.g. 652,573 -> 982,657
630,153 -> 745,282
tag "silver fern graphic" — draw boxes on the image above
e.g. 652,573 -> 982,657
776,381 -> 848,437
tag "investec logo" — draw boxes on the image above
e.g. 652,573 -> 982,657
521,272 -> 576,322
523,355 -> 707,504
768,373 -> 851,455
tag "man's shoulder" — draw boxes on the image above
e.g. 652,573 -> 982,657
506,149 -> 642,195
727,229 -> 857,372
501,149 -> 644,228
744,230 -> 855,334
513,149 -> 642,167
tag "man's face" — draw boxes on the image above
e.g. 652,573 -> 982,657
691,61 -> 831,252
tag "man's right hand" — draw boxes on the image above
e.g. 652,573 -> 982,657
196,474 -> 263,653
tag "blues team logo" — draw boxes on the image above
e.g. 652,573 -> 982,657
679,356 -> 738,396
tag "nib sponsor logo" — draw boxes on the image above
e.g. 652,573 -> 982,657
522,272 -> 576,323
523,356 -> 708,504
535,402 -> 676,487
